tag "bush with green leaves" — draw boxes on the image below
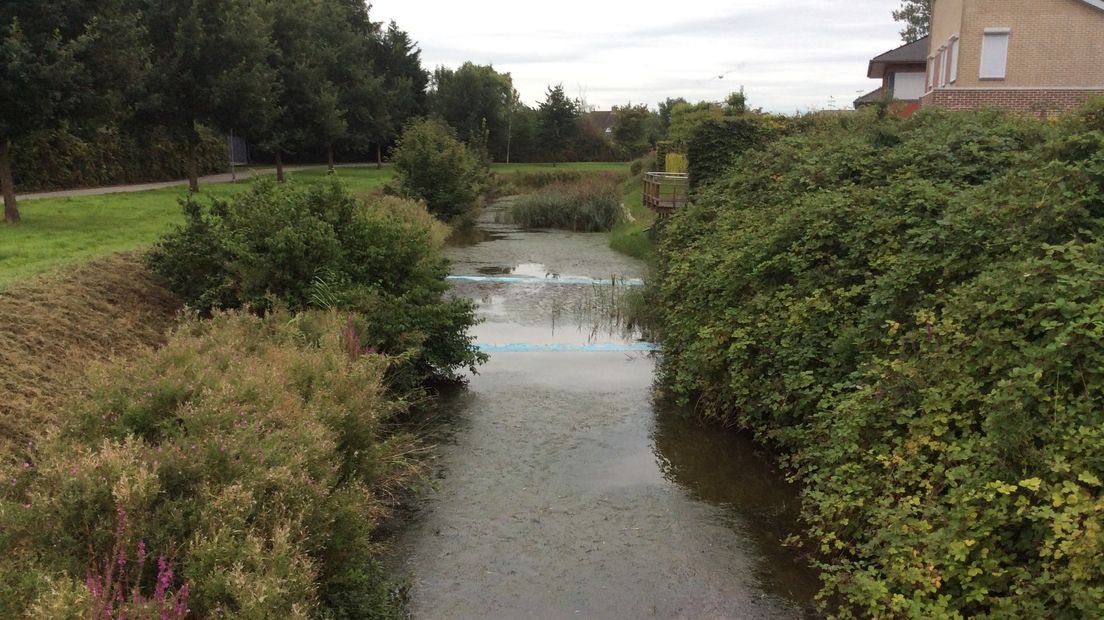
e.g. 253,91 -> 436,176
147,179 -> 483,382
0,311 -> 415,618
391,118 -> 488,220
652,103 -> 1104,617
685,114 -> 791,191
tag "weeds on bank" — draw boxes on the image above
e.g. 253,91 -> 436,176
499,173 -> 624,232
1,310 -> 419,618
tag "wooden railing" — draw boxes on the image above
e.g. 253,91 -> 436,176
643,172 -> 689,216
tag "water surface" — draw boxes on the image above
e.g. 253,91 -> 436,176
390,200 -> 819,618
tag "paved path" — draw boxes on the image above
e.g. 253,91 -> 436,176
17,163 -> 381,201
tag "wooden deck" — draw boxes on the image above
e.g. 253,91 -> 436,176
643,172 -> 689,216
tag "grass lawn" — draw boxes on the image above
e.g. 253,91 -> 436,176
0,163 -> 632,287
610,174 -> 656,261
0,167 -> 396,288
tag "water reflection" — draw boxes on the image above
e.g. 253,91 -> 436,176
651,404 -> 822,608
450,278 -> 644,347
446,222 -> 507,247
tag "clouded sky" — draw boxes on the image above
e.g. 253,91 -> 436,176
368,0 -> 907,113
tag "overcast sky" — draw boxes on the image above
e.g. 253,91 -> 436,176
368,0 -> 907,114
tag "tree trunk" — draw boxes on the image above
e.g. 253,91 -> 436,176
0,138 -> 19,224
327,144 -> 335,172
375,143 -> 383,170
187,141 -> 200,193
275,150 -> 285,183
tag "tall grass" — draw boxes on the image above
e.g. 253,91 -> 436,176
494,169 -> 583,195
0,254 -> 181,459
0,310 -> 418,618
501,173 -> 624,232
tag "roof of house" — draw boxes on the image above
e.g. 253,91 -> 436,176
586,110 -> 616,132
1080,0 -> 1104,12
854,87 -> 888,108
867,36 -> 930,79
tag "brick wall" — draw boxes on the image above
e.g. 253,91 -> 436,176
929,0 -> 1104,90
919,88 -> 1104,117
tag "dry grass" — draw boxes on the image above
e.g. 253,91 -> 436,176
0,253 -> 181,459
358,193 -> 453,249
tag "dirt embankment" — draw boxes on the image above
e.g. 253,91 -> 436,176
0,254 -> 181,458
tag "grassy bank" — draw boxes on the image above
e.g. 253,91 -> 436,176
0,254 -> 181,459
0,167 -> 390,287
1,310 -> 416,618
0,181 -> 479,617
609,170 -> 655,261
1,163 -> 627,287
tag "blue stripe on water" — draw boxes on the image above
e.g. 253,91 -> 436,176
447,275 -> 645,286
476,342 -> 659,353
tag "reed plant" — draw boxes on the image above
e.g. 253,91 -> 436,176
502,173 -> 624,232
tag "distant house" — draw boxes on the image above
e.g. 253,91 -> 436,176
921,0 -> 1104,115
855,36 -> 930,115
586,110 -> 616,135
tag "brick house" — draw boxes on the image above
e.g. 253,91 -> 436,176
921,0 -> 1104,115
855,36 -> 929,115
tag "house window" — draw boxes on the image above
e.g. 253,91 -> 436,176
980,28 -> 1010,80
949,36 -> 960,83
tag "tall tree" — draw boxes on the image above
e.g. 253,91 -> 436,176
657,97 -> 688,135
429,62 -> 514,160
367,21 -> 429,166
666,101 -> 723,146
611,104 -> 654,160
537,84 -> 578,166
0,0 -> 145,223
319,0 -> 388,170
260,0 -> 346,181
140,0 -> 277,192
893,0 -> 931,43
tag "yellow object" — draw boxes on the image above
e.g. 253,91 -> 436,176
665,153 -> 689,174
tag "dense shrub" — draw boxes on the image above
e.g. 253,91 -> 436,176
629,152 -> 657,177
0,311 -> 415,618
147,179 -> 483,382
685,115 -> 790,190
13,124 -> 225,193
502,173 -> 623,232
653,103 -> 1104,616
391,118 -> 488,220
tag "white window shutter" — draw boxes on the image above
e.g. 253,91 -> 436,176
949,37 -> 960,83
980,29 -> 1010,79
938,47 -> 948,87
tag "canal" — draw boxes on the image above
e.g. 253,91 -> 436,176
390,198 -> 820,618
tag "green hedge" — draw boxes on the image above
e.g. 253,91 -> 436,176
685,115 -> 790,191
653,103 -> 1104,617
12,125 -> 226,193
